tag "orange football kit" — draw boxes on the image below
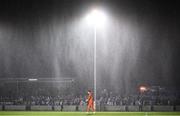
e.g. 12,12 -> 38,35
87,90 -> 95,112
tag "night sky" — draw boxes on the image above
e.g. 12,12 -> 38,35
0,0 -> 180,93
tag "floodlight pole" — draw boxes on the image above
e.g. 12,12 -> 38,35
86,9 -> 106,111
94,26 -> 97,111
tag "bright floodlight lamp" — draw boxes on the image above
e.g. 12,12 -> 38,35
28,78 -> 38,81
140,86 -> 147,92
86,9 -> 107,27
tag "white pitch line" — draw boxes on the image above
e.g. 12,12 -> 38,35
145,112 -> 148,116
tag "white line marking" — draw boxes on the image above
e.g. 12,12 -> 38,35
145,112 -> 148,116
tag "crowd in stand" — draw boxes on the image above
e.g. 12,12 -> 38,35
0,89 -> 179,106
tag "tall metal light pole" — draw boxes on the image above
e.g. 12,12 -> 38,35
93,25 -> 97,111
86,9 -> 107,111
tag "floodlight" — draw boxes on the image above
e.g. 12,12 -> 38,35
86,9 -> 107,27
28,78 -> 38,81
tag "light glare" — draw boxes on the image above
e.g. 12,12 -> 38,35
140,86 -> 147,92
28,78 -> 38,81
86,9 -> 107,27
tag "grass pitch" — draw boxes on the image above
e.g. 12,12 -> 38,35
0,111 -> 180,116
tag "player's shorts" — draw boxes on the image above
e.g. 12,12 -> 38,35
87,102 -> 94,108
